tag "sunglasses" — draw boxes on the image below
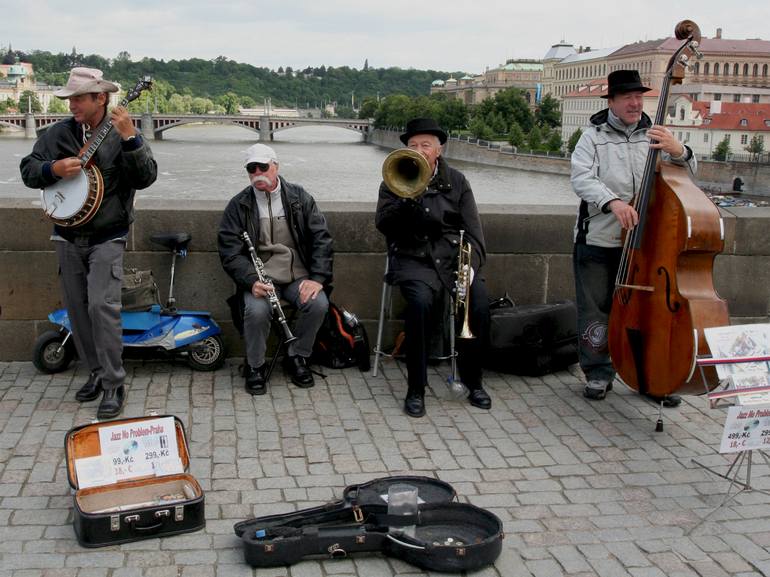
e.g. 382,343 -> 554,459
246,162 -> 271,174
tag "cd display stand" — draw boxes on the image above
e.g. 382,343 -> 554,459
687,349 -> 770,534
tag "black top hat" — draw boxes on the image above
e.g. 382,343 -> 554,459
399,117 -> 448,145
602,70 -> 652,99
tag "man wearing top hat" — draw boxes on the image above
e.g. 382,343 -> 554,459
376,118 -> 491,418
218,143 -> 332,395
20,67 -> 157,419
571,69 -> 696,404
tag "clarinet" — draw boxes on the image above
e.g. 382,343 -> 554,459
240,231 -> 297,344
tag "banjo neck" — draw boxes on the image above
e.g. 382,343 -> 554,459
78,93 -> 132,167
76,76 -> 153,166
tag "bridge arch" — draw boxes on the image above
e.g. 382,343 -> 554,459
152,116 -> 261,138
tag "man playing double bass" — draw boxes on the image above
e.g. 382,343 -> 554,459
20,67 -> 157,419
571,70 -> 696,405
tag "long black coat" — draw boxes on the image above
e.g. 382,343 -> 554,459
375,156 -> 486,293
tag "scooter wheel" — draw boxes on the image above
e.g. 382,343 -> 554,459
187,334 -> 226,371
33,330 -> 75,374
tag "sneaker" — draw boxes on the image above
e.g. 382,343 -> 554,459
583,379 -> 612,401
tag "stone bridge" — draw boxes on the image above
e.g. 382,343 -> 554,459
0,113 -> 371,141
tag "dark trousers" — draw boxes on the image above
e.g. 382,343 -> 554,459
572,243 -> 622,383
399,277 -> 489,396
55,238 -> 126,390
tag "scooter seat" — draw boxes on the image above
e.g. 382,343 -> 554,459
151,232 -> 191,252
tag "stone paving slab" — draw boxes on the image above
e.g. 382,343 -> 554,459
1,358 -> 769,577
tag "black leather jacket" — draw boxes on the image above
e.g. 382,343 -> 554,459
376,156 -> 486,292
218,177 -> 334,291
20,117 -> 157,243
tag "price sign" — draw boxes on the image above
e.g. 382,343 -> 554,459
98,417 -> 182,482
719,405 -> 770,453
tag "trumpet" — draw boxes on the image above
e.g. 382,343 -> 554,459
381,148 -> 432,199
455,230 -> 475,340
240,231 -> 297,344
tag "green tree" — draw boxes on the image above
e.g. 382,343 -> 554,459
745,135 -> 765,161
218,92 -> 240,114
535,94 -> 561,129
17,90 -> 43,113
527,125 -> 544,151
469,117 -> 494,140
358,97 -> 378,119
191,97 -> 213,114
335,104 -> 355,118
545,130 -> 563,153
167,93 -> 190,114
567,128 -> 583,153
0,98 -> 13,112
714,136 -> 731,161
47,97 -> 68,113
508,121 -> 525,148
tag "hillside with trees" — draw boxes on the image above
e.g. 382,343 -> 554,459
8,47 -> 464,111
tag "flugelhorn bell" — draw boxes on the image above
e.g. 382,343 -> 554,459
382,148 -> 432,199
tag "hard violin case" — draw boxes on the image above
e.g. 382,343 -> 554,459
64,415 -> 205,547
234,475 -> 503,572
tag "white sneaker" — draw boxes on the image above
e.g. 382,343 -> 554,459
583,379 -> 612,400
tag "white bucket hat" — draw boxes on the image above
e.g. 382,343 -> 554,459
53,67 -> 120,98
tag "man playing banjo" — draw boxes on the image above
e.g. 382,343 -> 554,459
20,67 -> 157,419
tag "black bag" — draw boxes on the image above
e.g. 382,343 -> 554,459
486,296 -> 578,376
64,415 -> 205,547
234,475 -> 503,573
122,268 -> 161,312
312,302 -> 371,371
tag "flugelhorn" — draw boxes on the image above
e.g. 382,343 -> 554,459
240,231 -> 297,344
382,148 -> 432,199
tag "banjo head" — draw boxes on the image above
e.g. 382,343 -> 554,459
41,169 -> 90,219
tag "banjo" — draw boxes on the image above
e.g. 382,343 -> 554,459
41,76 -> 153,227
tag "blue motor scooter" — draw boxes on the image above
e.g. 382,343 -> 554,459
33,232 -> 226,373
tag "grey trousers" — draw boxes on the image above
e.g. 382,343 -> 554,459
243,278 -> 329,368
55,238 -> 126,390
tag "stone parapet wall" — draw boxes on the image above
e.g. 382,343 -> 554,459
1,198 -> 768,361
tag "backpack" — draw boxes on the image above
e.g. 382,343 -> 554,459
313,302 -> 371,371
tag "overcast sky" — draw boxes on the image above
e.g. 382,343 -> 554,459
3,1 -> 768,73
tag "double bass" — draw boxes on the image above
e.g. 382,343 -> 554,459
608,20 -> 729,397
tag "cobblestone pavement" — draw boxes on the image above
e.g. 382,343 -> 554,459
1,358 -> 769,577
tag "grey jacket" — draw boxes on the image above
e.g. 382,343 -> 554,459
571,109 -> 697,248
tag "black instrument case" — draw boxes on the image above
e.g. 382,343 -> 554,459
234,475 -> 503,572
65,415 -> 205,547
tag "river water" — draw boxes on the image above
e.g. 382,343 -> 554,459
0,124 -> 575,206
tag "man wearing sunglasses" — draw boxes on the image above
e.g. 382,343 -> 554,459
218,143 -> 333,394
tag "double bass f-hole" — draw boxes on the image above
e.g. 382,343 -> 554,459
657,266 -> 681,313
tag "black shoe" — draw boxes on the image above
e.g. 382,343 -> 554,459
75,371 -> 102,402
404,393 -> 425,418
643,393 -> 682,408
468,387 -> 492,409
245,364 -> 267,395
284,356 -> 314,388
97,385 -> 126,419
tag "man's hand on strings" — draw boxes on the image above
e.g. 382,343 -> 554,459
607,199 -> 639,230
648,125 -> 686,157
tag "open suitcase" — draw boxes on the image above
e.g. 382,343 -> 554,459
65,415 -> 205,547
234,475 -> 503,572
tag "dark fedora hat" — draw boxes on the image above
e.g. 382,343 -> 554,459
399,117 -> 448,145
602,69 -> 651,99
